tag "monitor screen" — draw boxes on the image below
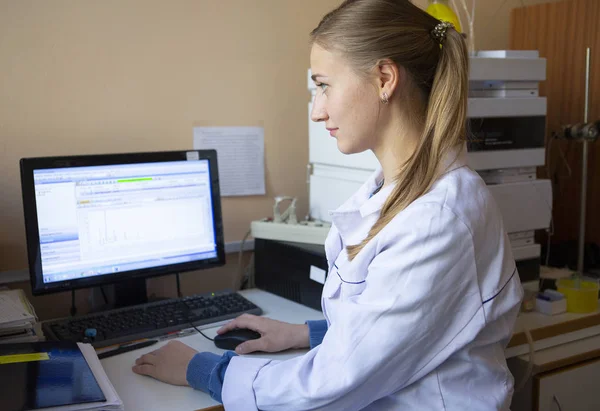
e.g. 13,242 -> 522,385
20,150 -> 225,295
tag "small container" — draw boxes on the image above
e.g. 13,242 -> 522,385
535,290 -> 567,315
556,276 -> 599,313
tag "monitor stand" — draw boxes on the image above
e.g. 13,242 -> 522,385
88,278 -> 149,313
114,278 -> 148,308
88,274 -> 181,313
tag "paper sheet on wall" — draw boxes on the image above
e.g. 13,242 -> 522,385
193,126 -> 265,196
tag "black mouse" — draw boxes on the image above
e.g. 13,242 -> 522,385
213,328 -> 261,350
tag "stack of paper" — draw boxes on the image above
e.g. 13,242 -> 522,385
0,289 -> 41,343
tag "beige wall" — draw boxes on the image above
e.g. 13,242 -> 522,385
0,0 -> 344,271
0,0 -> 564,316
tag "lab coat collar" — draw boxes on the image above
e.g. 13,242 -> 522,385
330,143 -> 468,235
331,166 -> 384,215
328,166 -> 383,245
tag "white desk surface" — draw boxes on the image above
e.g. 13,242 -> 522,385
101,289 -> 324,411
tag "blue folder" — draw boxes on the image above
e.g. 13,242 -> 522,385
0,341 -> 105,411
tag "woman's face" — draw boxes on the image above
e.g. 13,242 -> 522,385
310,44 -> 381,155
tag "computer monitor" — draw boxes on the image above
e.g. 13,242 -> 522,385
20,150 -> 225,305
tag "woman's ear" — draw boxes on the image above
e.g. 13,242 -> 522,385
374,59 -> 402,101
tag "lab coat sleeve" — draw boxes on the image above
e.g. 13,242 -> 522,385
222,203 -> 485,411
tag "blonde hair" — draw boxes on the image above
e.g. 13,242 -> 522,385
310,0 -> 469,260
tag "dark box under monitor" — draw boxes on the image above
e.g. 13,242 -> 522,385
254,239 -> 327,311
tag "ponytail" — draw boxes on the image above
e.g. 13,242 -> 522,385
347,27 -> 469,260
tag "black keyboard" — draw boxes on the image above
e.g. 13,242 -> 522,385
42,290 -> 262,348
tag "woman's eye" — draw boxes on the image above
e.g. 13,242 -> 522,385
317,83 -> 328,92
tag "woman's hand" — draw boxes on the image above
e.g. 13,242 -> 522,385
132,340 -> 198,386
217,314 -> 309,354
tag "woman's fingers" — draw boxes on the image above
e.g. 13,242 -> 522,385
135,353 -> 157,366
236,337 -> 268,355
217,314 -> 261,334
132,364 -> 155,377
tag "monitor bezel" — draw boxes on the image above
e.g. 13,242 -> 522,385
20,150 -> 226,296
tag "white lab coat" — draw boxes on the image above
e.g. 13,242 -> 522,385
222,146 -> 523,410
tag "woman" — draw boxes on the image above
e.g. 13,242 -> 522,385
133,1 -> 523,409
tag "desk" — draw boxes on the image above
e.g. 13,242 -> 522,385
101,289 -> 324,411
506,302 -> 600,358
100,289 -> 600,411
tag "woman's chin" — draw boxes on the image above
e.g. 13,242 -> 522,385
336,140 -> 363,155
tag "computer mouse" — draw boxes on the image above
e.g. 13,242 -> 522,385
213,328 -> 261,350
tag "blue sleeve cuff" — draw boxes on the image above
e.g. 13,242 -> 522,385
186,351 -> 238,403
306,319 -> 328,349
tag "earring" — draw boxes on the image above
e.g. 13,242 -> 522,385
381,92 -> 389,104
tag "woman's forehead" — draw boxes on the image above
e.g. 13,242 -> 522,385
310,45 -> 354,79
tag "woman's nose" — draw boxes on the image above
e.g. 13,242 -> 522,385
310,95 -> 328,122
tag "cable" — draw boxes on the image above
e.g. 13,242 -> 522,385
449,0 -> 464,31
556,140 -> 572,179
247,253 -> 256,289
514,326 -> 535,393
176,273 -> 182,298
553,395 -> 564,411
534,133 -> 557,267
548,132 -> 573,185
541,133 -> 557,267
548,134 -> 556,172
545,224 -> 553,267
543,132 -> 574,265
531,178 -> 555,266
237,229 -> 252,290
70,290 -> 77,317
190,322 -> 214,341
100,287 -> 108,305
